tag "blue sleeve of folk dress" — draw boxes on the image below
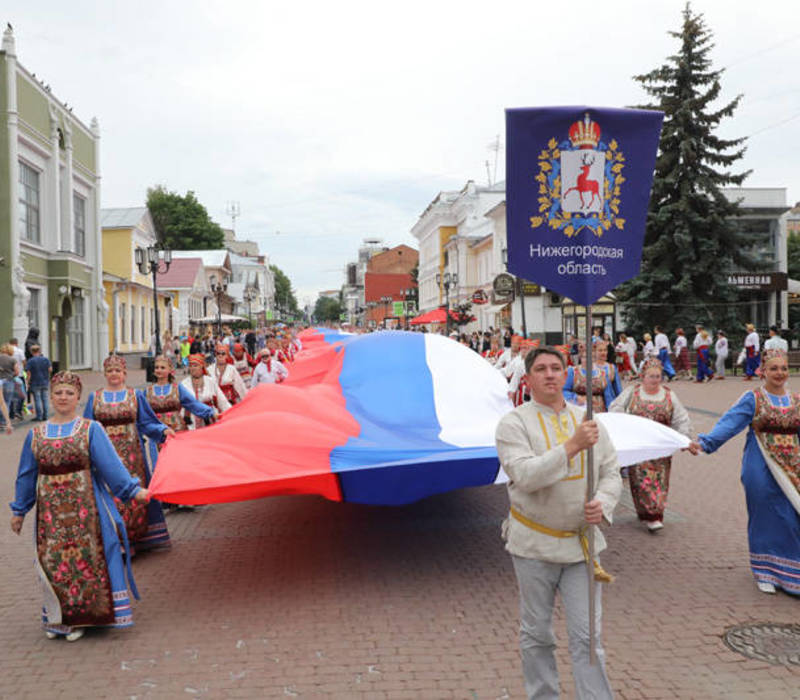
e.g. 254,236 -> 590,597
88,421 -> 141,502
177,384 -> 214,420
135,389 -> 169,443
9,430 -> 37,516
698,392 -> 756,454
83,392 -> 96,419
563,366 -> 577,402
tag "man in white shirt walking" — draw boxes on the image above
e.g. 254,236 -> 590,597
763,325 -> 788,353
495,347 -> 621,700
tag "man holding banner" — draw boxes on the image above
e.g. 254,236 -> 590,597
496,346 -> 621,699
504,106 -> 663,696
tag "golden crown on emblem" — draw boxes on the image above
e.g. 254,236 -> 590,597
568,112 -> 601,149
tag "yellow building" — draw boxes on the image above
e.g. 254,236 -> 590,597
101,207 -> 171,357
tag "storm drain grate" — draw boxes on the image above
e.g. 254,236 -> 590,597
723,623 -> 800,666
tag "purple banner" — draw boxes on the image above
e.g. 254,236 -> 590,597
505,106 -> 663,307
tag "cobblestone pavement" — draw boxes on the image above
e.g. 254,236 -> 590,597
2,371 -> 799,698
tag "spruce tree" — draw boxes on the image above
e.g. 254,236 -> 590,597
618,3 -> 755,337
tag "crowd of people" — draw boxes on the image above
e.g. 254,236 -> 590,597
5,320 -> 798,699
6,324 -> 304,641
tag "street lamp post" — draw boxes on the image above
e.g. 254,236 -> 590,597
135,245 -> 172,356
435,272 -> 458,336
243,285 -> 256,325
402,287 -> 416,330
209,275 -> 228,338
380,295 -> 392,328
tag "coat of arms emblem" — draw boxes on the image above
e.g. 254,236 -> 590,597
529,112 -> 627,238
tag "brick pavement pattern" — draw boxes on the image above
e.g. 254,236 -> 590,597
1,369 -> 799,698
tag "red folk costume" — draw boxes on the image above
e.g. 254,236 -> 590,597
232,343 -> 257,383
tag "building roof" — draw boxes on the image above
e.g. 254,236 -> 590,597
364,272 -> 415,302
171,249 -> 230,268
100,207 -> 149,228
228,251 -> 264,266
156,257 -> 204,289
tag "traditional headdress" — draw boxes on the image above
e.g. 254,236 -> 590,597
103,354 -> 127,372
745,323 -> 755,332
640,357 -> 663,375
51,370 -> 82,396
761,348 -> 788,366
232,343 -> 244,357
188,353 -> 208,374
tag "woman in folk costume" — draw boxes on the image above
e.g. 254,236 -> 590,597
180,354 -> 231,429
482,335 -> 503,366
83,355 -> 173,553
251,349 -> 290,387
615,333 -> 633,380
231,342 -> 257,385
593,339 -> 622,398
10,372 -> 150,641
563,342 -> 616,412
144,354 -> 215,443
609,357 -> 696,532
743,323 -> 761,381
694,349 -> 800,595
692,326 -> 715,382
673,328 -> 691,380
507,340 -> 539,406
211,343 -> 248,406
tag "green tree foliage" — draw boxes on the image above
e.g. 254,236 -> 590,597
146,185 -> 225,250
617,3 -> 755,337
313,296 -> 344,323
270,264 -> 299,316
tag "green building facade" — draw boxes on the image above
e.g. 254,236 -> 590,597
0,27 -> 108,369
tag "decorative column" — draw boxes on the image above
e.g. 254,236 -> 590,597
4,27 -> 30,341
91,117 -> 108,369
61,121 -> 74,252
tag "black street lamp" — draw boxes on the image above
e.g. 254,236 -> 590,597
209,275 -> 228,338
135,245 -> 172,355
402,287 -> 417,330
435,272 -> 458,336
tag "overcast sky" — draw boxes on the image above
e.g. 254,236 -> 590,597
10,1 -> 800,305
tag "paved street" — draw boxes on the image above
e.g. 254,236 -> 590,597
2,370 -> 799,699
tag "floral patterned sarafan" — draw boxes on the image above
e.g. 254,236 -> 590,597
752,388 -> 800,494
92,389 -> 149,544
32,418 -> 115,626
626,385 -> 674,522
146,383 -> 186,441
573,369 -> 609,413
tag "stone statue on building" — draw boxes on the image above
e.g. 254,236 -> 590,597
12,263 -> 30,324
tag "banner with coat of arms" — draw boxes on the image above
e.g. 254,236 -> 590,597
505,106 -> 663,307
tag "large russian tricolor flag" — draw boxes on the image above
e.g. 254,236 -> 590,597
149,331 -> 513,506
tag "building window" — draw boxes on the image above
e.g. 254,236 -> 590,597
73,193 -> 86,257
67,297 -> 85,366
26,288 -> 41,331
120,303 -> 127,343
19,161 -> 41,244
131,305 -> 137,344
